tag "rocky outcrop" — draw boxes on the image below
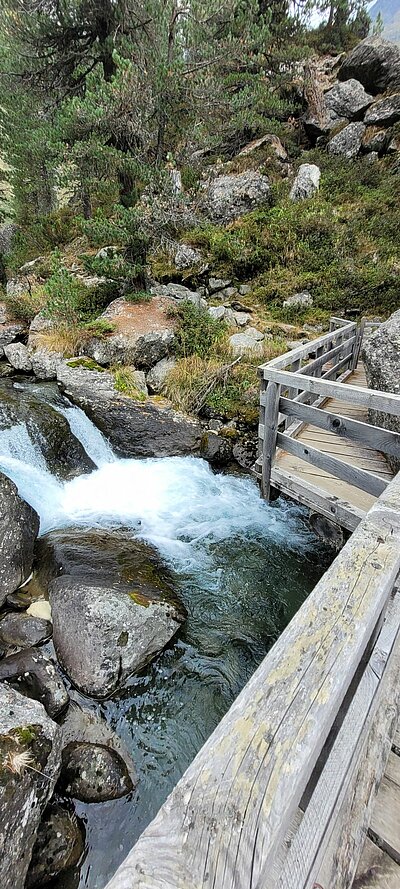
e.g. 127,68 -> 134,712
146,357 -> 176,393
56,362 -> 201,458
323,78 -> 372,120
201,170 -> 271,223
150,281 -> 206,309
0,685 -> 62,889
338,37 -> 400,95
174,243 -> 203,270
327,122 -> 365,158
3,342 -> 32,372
362,310 -> 400,473
86,296 -> 176,368
364,93 -> 400,127
229,328 -> 265,356
290,164 -> 321,202
0,648 -> 69,718
283,291 -> 313,308
0,473 -> 39,606
0,322 -> 27,358
50,575 -> 186,698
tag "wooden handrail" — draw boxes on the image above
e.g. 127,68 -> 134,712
105,475 -> 400,889
260,369 -> 400,417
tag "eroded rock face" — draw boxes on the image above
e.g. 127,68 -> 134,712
86,296 -> 176,368
362,310 -> 400,473
290,164 -> 321,202
50,576 -> 186,698
0,472 -> 39,606
327,122 -> 365,158
0,685 -> 62,889
0,648 -> 69,718
0,612 -> 52,651
338,37 -> 400,95
56,362 -> 201,458
201,170 -> 271,223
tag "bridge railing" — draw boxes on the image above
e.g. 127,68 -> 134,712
105,474 -> 400,889
258,317 -> 400,503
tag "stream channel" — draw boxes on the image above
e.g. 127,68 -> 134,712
0,376 -> 332,889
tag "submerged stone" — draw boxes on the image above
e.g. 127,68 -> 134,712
58,741 -> 134,802
26,801 -> 84,888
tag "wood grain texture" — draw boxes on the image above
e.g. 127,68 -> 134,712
276,432 -> 388,497
352,837 -> 400,889
105,474 -> 400,889
369,776 -> 400,863
262,368 -> 400,417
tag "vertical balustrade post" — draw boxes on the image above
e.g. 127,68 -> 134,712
261,380 -> 281,501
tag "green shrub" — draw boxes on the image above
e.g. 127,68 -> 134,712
169,301 -> 225,358
6,208 -> 78,272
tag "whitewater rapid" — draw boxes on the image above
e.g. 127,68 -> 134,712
0,386 -> 312,569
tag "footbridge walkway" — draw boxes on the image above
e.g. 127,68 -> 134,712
106,318 -> 400,889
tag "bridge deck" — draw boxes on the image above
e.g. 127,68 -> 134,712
272,363 -> 395,525
349,721 -> 400,888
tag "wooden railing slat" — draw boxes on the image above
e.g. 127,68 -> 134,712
262,369 -> 400,417
278,397 -> 400,459
276,432 -> 388,497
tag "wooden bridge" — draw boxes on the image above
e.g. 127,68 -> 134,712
105,319 -> 400,889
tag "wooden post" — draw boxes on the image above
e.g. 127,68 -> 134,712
352,318 -> 366,370
262,380 -> 280,500
287,358 -> 301,407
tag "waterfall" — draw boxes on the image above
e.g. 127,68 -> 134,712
55,404 -> 115,467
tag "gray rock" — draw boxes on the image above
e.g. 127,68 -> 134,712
128,369 -> 148,395
28,311 -> 54,348
229,333 -> 264,356
287,339 -> 307,350
3,342 -> 32,372
324,79 -> 372,120
237,133 -> 288,162
26,801 -> 84,888
5,279 -> 26,299
362,309 -> 400,473
365,151 -> 380,163
56,362 -> 201,458
0,612 -> 52,651
60,699 -> 136,785
219,286 -> 238,300
283,291 -> 313,309
95,245 -> 119,260
327,122 -> 365,158
290,164 -> 321,202
364,93 -> 400,127
245,326 -> 264,341
238,284 -> 251,296
200,432 -> 233,468
362,127 -> 389,154
202,170 -> 271,223
233,311 -> 251,327
50,575 -> 186,698
208,277 -> 231,293
338,37 -> 400,95
0,648 -> 69,718
86,329 -> 175,369
146,357 -> 176,393
174,243 -> 202,270
232,438 -> 258,470
208,305 -> 226,321
31,349 -> 63,380
150,281 -> 204,309
304,108 -> 348,141
58,742 -> 134,802
0,685 -> 62,889
0,322 -> 26,358
0,473 -> 39,606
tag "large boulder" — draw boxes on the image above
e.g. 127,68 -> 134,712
362,310 -> 400,473
0,322 -> 27,358
3,342 -> 32,372
0,472 -> 40,606
364,93 -> 400,127
324,79 -> 372,120
174,243 -> 203,270
38,528 -> 187,697
86,296 -> 176,368
327,122 -> 365,158
150,282 -> 206,310
0,685 -> 62,889
290,164 -> 321,202
26,801 -> 84,889
56,362 -> 201,458
338,37 -> 400,95
50,575 -> 186,698
0,612 -> 52,652
201,170 -> 271,223
146,357 -> 176,394
58,742 -> 134,802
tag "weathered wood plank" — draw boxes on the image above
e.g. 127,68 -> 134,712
297,338 -> 355,377
276,588 -> 400,889
278,397 -> 400,459
105,475 -> 400,889
276,432 -> 388,497
352,837 -> 400,889
262,369 -> 400,417
384,750 -> 400,788
369,776 -> 400,863
268,465 -> 364,531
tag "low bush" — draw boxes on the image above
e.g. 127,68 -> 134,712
169,300 -> 225,358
